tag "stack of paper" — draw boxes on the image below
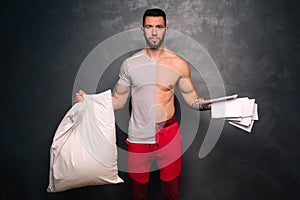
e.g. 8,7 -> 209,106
209,95 -> 259,133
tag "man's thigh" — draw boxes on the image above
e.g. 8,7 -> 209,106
126,140 -> 154,183
156,123 -> 182,181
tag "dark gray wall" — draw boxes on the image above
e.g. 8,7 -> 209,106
2,0 -> 300,199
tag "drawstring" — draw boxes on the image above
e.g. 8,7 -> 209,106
148,143 -> 159,150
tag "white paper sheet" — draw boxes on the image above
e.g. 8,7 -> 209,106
233,116 -> 252,126
229,120 -> 255,133
242,99 -> 255,117
226,117 -> 242,121
211,96 -> 259,133
252,103 -> 259,120
202,94 -> 238,104
211,98 -> 247,118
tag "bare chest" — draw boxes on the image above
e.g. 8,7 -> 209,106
156,63 -> 181,90
128,62 -> 181,90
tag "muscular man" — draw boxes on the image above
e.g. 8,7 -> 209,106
75,8 -> 210,200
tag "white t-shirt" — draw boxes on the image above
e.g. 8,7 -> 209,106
118,50 -> 158,144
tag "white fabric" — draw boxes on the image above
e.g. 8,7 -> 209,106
47,90 -> 123,193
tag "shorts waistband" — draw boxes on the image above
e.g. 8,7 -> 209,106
156,115 -> 177,128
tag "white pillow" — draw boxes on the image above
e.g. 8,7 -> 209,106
47,90 -> 123,193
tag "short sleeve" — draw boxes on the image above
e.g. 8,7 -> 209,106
118,59 -> 131,86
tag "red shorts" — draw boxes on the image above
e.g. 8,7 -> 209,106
126,116 -> 182,184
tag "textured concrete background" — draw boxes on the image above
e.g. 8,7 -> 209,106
2,0 -> 300,199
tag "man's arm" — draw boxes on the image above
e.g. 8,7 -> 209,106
112,83 -> 130,111
74,84 -> 130,111
177,60 -> 210,111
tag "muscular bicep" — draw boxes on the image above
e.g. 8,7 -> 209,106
178,70 -> 211,111
178,76 -> 198,107
176,59 -> 210,110
175,59 -> 198,106
112,83 -> 130,110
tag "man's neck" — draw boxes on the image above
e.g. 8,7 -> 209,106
144,45 -> 166,61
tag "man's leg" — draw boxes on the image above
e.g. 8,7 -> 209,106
129,177 -> 148,200
127,140 -> 153,200
156,122 -> 183,200
161,174 -> 181,200
160,158 -> 182,200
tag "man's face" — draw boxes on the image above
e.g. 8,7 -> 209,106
142,16 -> 168,49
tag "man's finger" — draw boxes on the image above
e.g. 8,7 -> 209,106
79,90 -> 85,95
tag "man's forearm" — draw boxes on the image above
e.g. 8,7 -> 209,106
112,96 -> 125,111
191,97 -> 211,111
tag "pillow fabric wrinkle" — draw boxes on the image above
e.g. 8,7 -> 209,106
47,90 -> 123,193
78,93 -> 117,167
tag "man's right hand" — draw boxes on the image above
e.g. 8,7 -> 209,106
74,90 -> 85,103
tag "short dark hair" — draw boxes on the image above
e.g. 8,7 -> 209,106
142,8 -> 167,27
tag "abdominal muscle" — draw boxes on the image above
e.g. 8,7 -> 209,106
155,86 -> 176,123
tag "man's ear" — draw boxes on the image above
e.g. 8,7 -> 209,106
165,26 -> 168,33
141,26 -> 145,34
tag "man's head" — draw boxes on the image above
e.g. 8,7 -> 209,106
142,8 -> 168,49
142,8 -> 166,27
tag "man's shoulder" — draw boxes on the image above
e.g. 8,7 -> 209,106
164,49 -> 186,63
162,49 -> 190,76
163,50 -> 188,67
127,51 -> 144,61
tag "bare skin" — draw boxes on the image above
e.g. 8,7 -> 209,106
75,16 -> 210,123
154,50 -> 199,122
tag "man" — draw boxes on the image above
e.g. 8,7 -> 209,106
75,8 -> 210,200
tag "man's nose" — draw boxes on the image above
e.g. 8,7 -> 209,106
152,27 -> 158,35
